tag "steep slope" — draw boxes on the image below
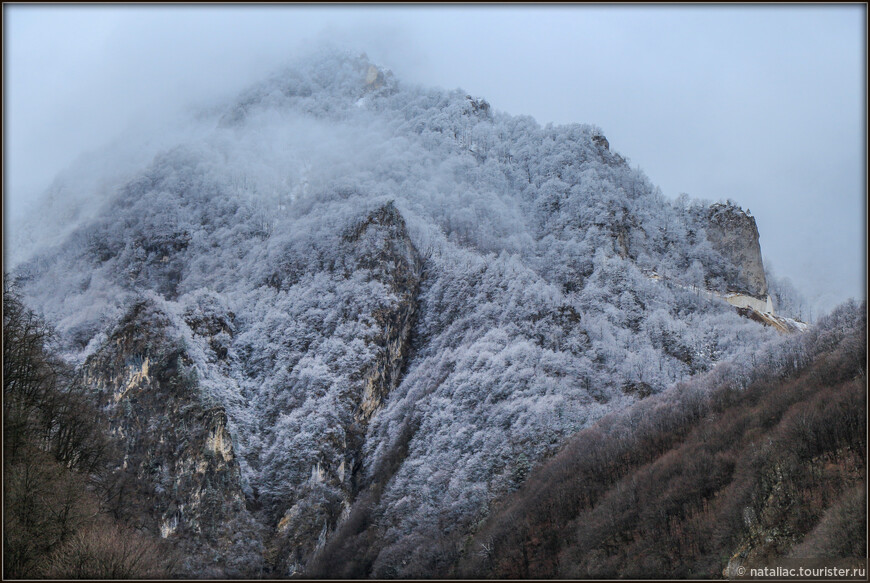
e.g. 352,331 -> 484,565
9,49 -> 800,576
255,201 -> 423,575
80,299 -> 265,577
3,287 -> 176,579
455,300 -> 865,579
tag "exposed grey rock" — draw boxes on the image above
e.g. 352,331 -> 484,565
704,202 -> 768,298
82,300 -> 266,577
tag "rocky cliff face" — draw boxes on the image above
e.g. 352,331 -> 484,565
723,445 -> 865,578
264,202 -> 423,576
82,300 -> 266,577
348,203 -> 422,425
704,202 -> 768,298
79,202 -> 422,577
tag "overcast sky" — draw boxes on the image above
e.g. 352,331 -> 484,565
4,4 -> 866,313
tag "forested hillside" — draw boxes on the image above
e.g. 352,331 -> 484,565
5,49 -> 845,578
453,300 -> 865,579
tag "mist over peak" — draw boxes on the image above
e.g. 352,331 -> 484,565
4,12 -> 864,576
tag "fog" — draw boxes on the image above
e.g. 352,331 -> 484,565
4,4 -> 865,314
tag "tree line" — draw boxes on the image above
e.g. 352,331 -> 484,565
3,283 -> 174,579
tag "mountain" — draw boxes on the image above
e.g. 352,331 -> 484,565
6,49 -> 835,578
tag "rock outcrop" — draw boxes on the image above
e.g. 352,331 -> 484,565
723,446 -> 865,578
82,300 -> 266,577
704,202 -> 768,298
365,65 -> 386,90
592,133 -> 610,151
348,202 -> 422,423
269,202 -> 423,575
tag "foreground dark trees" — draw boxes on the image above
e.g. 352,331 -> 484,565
3,284 -> 174,579
455,300 -> 866,578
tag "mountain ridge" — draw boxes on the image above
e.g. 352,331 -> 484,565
7,49 -> 819,577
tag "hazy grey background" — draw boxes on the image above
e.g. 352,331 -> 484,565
4,5 -> 865,314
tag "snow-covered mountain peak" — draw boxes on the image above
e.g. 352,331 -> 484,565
7,50 -> 811,576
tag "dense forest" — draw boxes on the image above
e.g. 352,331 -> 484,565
6,285 -> 863,579
3,285 -> 175,578
5,49 -> 863,578
453,299 -> 866,579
